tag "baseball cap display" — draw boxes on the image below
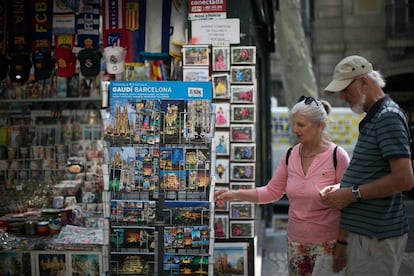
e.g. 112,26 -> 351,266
104,46 -> 126,74
77,48 -> 102,78
32,51 -> 54,81
55,47 -> 76,78
8,52 -> 32,83
324,55 -> 373,93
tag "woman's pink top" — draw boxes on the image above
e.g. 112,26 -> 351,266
256,143 -> 350,243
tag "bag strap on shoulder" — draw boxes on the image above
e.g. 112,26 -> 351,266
285,147 -> 293,166
286,145 -> 338,169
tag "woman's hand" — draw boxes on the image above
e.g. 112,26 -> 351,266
319,184 -> 340,196
214,189 -> 235,207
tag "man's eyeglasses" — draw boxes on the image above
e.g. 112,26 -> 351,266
298,96 -> 320,106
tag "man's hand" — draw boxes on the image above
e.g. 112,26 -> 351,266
333,242 -> 347,273
321,187 -> 355,209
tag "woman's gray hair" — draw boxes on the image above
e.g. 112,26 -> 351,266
289,98 -> 332,139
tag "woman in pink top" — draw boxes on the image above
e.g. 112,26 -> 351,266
215,96 -> 350,275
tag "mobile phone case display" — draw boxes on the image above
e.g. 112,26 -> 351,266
211,45 -> 257,276
102,81 -> 216,275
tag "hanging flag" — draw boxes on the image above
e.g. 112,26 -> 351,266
139,0 -> 172,61
124,0 -> 139,62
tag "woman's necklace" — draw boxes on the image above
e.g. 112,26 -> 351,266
300,145 -> 320,158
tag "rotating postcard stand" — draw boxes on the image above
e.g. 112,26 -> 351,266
103,81 -> 215,275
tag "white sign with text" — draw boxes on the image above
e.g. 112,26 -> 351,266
191,18 -> 240,44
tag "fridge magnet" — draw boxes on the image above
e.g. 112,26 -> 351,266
36,251 -> 67,276
213,102 -> 230,128
182,45 -> 210,66
69,251 -> 102,275
212,46 -> 230,71
212,73 -> 230,99
213,242 -> 249,275
230,221 -> 255,238
214,158 -> 230,183
229,202 -> 255,219
0,251 -> 32,275
182,66 -> 210,82
214,186 -> 230,212
230,66 -> 255,84
230,124 -> 255,142
230,84 -> 256,103
230,104 -> 256,123
213,131 -> 230,156
214,214 -> 229,239
230,143 -> 256,162
231,46 -> 256,64
230,182 -> 254,191
230,163 -> 255,181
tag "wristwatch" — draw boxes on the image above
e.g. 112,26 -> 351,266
352,185 -> 362,200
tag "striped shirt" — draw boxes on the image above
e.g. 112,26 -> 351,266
340,95 -> 410,240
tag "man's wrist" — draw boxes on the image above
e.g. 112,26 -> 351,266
352,185 -> 362,200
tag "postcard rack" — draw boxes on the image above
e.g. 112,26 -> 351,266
102,81 -> 216,275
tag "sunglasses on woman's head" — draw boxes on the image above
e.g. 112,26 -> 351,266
298,95 -> 319,106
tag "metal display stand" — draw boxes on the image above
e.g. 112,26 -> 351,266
102,81 -> 215,275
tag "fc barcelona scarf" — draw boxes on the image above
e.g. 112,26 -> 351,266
76,0 -> 100,49
0,2 -> 8,80
31,0 -> 54,81
7,0 -> 31,83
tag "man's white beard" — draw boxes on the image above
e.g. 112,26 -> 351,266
351,93 -> 366,114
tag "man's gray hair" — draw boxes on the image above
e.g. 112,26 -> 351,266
367,70 -> 386,88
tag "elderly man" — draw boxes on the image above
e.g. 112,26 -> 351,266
322,55 -> 414,275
